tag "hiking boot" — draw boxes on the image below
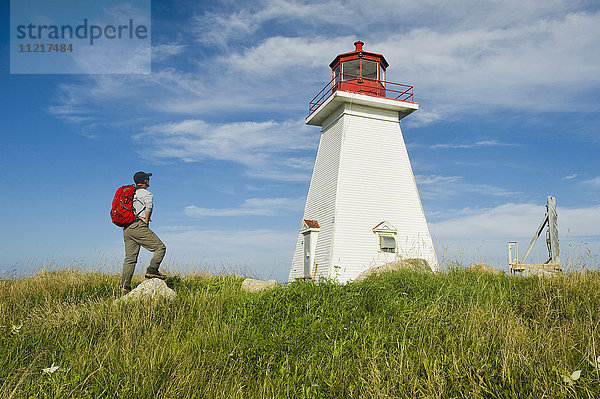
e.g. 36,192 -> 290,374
145,271 -> 167,280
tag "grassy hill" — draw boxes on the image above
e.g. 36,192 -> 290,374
2,268 -> 600,398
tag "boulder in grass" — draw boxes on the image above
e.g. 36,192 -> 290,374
241,278 -> 279,293
355,258 -> 432,282
118,278 -> 176,302
469,263 -> 503,275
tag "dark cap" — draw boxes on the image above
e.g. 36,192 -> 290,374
134,171 -> 152,184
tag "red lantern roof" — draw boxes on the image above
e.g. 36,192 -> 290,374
329,41 -> 389,70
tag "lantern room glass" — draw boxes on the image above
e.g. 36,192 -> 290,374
341,59 -> 379,81
342,59 -> 360,80
361,59 -> 378,80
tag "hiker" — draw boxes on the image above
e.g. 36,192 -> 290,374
120,171 -> 167,294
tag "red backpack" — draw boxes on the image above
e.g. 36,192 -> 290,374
110,185 -> 136,227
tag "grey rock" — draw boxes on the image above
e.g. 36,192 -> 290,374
241,278 -> 279,293
118,278 -> 176,302
470,263 -> 503,275
355,258 -> 433,282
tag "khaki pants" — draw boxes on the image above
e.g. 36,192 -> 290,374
121,219 -> 166,290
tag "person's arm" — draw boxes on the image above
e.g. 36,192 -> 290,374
141,191 -> 154,224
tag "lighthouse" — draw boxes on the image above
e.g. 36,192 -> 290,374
289,41 -> 438,282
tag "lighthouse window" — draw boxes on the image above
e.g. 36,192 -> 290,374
362,59 -> 378,80
342,59 -> 360,80
379,236 -> 396,253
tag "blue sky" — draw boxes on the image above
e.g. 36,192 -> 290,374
1,0 -> 599,281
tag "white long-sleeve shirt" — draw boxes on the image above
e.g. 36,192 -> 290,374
133,188 -> 153,219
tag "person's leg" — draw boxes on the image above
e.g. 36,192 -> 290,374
121,223 -> 141,291
136,223 -> 166,274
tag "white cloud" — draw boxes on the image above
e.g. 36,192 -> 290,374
429,202 -> 600,269
563,174 -> 579,180
582,176 -> 600,188
134,119 -> 318,180
184,197 -> 305,217
48,5 -> 600,131
429,140 -> 514,149
157,228 -> 298,281
416,174 -> 520,199
194,0 -> 352,46
409,110 -> 443,126
430,203 -> 600,240
431,203 -> 543,240
375,12 -> 600,116
224,36 -> 349,75
194,0 -> 593,46
152,44 -> 186,62
418,175 -> 462,185
561,206 -> 600,237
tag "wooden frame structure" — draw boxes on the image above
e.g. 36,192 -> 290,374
509,196 -> 561,273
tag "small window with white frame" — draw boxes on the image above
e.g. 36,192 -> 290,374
373,221 -> 398,254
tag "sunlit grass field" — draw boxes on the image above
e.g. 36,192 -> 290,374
2,267 -> 600,398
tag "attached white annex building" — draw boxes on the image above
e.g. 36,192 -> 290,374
289,41 -> 438,283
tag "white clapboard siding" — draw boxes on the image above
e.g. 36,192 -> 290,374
330,103 -> 437,281
290,92 -> 437,283
289,108 -> 345,281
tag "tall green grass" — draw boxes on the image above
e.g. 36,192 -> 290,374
2,268 -> 600,398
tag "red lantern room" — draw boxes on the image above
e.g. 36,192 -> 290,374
308,41 -> 416,117
329,40 -> 388,97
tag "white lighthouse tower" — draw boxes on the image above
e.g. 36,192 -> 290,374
289,41 -> 438,282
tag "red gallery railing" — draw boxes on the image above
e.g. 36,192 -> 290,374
308,73 -> 416,117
